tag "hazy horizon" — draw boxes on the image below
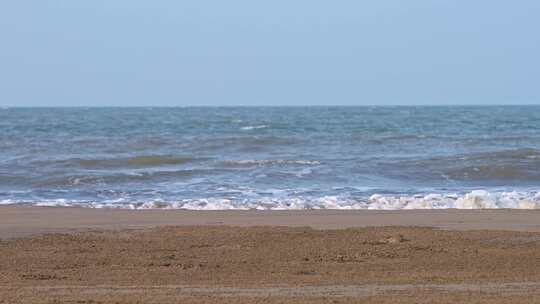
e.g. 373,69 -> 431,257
1,1 -> 539,107
5,104 -> 540,108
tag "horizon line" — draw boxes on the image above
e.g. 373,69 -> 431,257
2,104 -> 539,108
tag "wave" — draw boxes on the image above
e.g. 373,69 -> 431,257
3,190 -> 539,210
381,148 -> 540,182
241,125 -> 269,130
444,149 -> 540,181
192,136 -> 300,151
446,165 -> 533,180
460,148 -> 540,161
394,148 -> 540,165
34,155 -> 201,169
222,159 -> 321,166
35,169 -> 225,187
81,155 -> 198,168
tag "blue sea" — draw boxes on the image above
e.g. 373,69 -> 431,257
1,106 -> 540,210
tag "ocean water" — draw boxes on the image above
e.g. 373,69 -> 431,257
1,106 -> 540,210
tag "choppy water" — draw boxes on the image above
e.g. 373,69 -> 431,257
1,106 -> 540,209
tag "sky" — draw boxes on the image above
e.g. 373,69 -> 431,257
1,1 -> 539,107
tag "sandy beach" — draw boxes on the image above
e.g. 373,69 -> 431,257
0,206 -> 539,303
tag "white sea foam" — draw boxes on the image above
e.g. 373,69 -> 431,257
240,125 -> 269,130
2,190 -> 539,210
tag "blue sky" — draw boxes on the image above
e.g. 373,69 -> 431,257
1,1 -> 539,106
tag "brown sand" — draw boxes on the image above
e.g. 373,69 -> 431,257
1,206 -> 540,303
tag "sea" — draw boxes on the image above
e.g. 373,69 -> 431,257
1,106 -> 540,210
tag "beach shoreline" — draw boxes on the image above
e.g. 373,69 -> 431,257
1,206 -> 540,239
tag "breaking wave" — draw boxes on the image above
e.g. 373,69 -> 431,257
240,125 -> 269,130
3,190 -> 539,210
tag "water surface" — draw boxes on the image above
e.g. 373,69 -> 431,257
1,106 -> 539,209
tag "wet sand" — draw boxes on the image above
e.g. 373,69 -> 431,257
1,206 -> 540,303
2,205 -> 540,239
